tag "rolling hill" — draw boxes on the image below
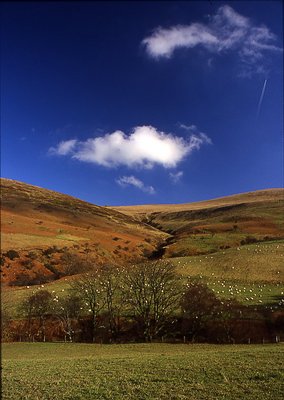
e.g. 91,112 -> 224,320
112,189 -> 284,257
1,179 -> 283,311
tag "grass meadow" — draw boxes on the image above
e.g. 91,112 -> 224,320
2,342 -> 284,400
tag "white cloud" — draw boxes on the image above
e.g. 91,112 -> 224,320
49,139 -> 77,156
116,175 -> 155,194
142,5 -> 282,73
49,125 -> 211,169
169,171 -> 183,184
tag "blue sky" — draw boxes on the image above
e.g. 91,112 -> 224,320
1,1 -> 283,206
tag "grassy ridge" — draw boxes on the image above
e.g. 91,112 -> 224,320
2,343 -> 284,400
112,189 -> 284,215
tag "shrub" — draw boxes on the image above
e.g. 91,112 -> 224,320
21,259 -> 34,269
60,251 -> 91,276
42,246 -> 58,256
240,236 -> 258,245
28,251 -> 38,260
5,250 -> 20,260
10,271 -> 52,286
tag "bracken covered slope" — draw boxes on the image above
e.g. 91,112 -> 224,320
0,178 -> 166,285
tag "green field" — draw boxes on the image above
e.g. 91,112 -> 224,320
3,241 -> 283,318
2,343 -> 284,400
172,241 -> 284,306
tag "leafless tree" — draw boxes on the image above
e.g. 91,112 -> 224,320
1,290 -> 13,341
99,265 -> 125,341
180,280 -> 222,342
71,269 -> 105,342
123,260 -> 182,341
20,289 -> 52,341
53,293 -> 82,342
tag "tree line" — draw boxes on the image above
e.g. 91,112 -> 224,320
2,261 -> 283,343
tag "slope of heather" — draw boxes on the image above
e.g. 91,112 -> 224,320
0,178 -> 167,285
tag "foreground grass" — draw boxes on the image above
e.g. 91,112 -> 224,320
2,343 -> 284,400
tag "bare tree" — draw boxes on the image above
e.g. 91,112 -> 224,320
99,265 -> 125,341
71,269 -> 105,342
218,298 -> 242,344
123,261 -> 182,341
53,293 -> 82,342
180,280 -> 222,342
1,290 -> 13,341
20,289 -> 52,342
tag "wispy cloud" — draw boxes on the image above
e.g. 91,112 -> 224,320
116,175 -> 155,194
142,5 -> 282,75
49,125 -> 211,169
49,139 -> 77,156
169,171 -> 183,184
179,124 -> 212,146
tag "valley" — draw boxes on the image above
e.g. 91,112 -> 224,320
1,178 -> 284,337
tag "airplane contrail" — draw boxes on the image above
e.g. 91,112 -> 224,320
257,79 -> 267,118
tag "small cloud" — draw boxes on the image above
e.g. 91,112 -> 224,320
207,58 -> 213,68
49,125 -> 211,169
116,175 -> 155,194
179,124 -> 212,145
169,171 -> 183,184
49,139 -> 77,156
179,123 -> 198,132
142,5 -> 282,75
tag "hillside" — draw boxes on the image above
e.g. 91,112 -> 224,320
0,178 -> 167,285
112,189 -> 284,216
112,189 -> 284,257
1,179 -> 283,311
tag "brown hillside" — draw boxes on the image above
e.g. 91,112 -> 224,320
0,178 -> 167,285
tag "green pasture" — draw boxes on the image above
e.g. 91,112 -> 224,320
2,342 -> 284,400
172,241 -> 284,283
172,241 -> 284,306
2,241 -> 284,316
